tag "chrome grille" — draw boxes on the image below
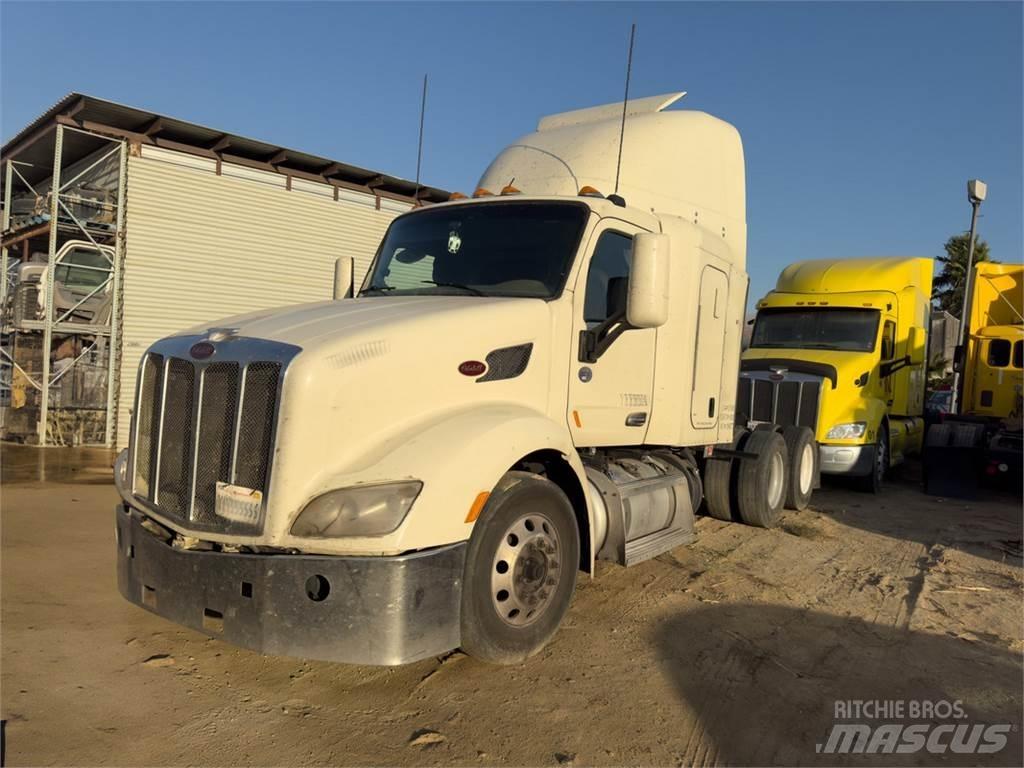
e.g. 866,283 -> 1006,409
131,342 -> 292,534
737,374 -> 821,430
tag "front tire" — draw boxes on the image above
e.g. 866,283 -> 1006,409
857,425 -> 888,494
460,471 -> 580,664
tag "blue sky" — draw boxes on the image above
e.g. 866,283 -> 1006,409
2,1 -> 1021,304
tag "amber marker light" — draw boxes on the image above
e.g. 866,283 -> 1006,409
465,491 -> 491,523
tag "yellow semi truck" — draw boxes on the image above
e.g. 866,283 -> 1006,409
743,257 -> 933,492
925,262 -> 1023,496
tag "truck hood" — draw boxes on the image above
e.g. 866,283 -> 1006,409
743,347 -> 875,390
177,295 -> 537,353
214,296 -> 560,531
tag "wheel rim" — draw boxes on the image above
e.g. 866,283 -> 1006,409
767,451 -> 785,508
798,443 -> 815,494
491,512 -> 562,627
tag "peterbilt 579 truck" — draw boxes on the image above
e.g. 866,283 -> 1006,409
743,258 -> 933,493
114,92 -> 818,665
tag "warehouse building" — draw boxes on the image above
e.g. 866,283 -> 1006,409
0,93 -> 448,448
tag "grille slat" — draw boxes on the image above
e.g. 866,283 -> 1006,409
156,359 -> 195,517
133,354 -> 163,498
234,363 -> 280,493
193,362 -> 241,524
131,351 -> 282,534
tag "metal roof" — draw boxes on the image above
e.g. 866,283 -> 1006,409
1,93 -> 449,203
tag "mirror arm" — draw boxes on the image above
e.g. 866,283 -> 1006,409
579,311 -> 631,363
880,355 -> 912,379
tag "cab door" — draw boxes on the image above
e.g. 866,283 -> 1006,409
690,265 -> 729,428
567,222 -> 656,446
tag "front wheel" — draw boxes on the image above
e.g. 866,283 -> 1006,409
857,425 -> 888,494
460,471 -> 580,664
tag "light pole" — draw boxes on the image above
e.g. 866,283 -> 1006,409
950,178 -> 987,415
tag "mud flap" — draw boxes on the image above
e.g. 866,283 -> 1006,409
923,422 -> 986,499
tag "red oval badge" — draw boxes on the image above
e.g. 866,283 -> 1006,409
190,341 -> 215,360
458,360 -> 487,377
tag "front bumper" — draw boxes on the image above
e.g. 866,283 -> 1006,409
116,504 -> 466,666
819,444 -> 875,476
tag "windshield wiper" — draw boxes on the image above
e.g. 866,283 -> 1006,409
360,285 -> 397,296
422,280 -> 487,296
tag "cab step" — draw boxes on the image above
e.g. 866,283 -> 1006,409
624,526 -> 695,566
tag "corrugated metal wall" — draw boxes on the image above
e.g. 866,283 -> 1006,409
117,145 -> 411,447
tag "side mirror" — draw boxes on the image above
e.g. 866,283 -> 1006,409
333,257 -> 354,300
908,326 -> 926,366
952,344 -> 964,373
627,233 -> 670,329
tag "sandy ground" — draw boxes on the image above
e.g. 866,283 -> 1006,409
1,445 -> 1021,767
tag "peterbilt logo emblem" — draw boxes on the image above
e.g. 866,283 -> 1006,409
458,360 -> 486,376
190,341 -> 216,360
769,366 -> 788,381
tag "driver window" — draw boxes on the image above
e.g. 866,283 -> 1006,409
584,231 -> 632,325
881,321 -> 896,361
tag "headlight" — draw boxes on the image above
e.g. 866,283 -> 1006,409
290,481 -> 422,538
826,422 -> 867,439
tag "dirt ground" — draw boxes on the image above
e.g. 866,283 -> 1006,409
2,444 -> 1021,767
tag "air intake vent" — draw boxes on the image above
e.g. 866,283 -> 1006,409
478,343 -> 533,382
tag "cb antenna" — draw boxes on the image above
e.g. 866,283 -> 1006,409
613,23 -> 636,197
414,73 -> 428,205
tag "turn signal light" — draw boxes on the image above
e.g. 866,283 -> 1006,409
579,185 -> 604,197
473,187 -> 494,198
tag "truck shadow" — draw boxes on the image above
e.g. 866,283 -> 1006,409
654,603 -> 1023,767
808,465 -> 1022,567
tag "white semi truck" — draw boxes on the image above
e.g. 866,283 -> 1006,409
114,92 -> 817,665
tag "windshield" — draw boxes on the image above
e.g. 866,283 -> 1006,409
361,202 -> 588,298
751,308 -> 881,352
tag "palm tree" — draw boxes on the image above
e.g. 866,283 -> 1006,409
932,233 -> 995,317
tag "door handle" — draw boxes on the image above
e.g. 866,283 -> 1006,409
625,412 -> 647,427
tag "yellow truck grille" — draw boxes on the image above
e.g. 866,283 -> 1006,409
737,375 -> 821,430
